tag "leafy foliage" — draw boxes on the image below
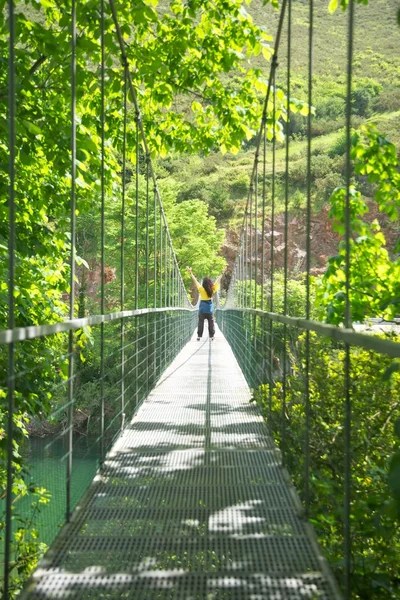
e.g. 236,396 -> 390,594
168,199 -> 226,286
0,0 -> 399,595
329,0 -> 370,13
254,331 -> 400,598
317,125 -> 400,325
0,0 -> 292,593
351,80 -> 382,117
389,419 -> 400,520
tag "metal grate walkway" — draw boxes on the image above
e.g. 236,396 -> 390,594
22,326 -> 340,599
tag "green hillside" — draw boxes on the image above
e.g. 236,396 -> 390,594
251,0 -> 400,86
156,0 -> 400,259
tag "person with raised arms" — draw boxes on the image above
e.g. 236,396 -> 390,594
186,267 -> 225,341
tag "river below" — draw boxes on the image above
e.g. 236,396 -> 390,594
19,435 -> 100,546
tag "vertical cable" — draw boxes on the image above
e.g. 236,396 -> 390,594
134,113 -> 140,411
253,163 -> 259,363
241,237 -> 244,308
145,154 -> 150,393
344,1 -> 355,596
120,61 -> 127,432
238,242 -> 242,307
171,254 -> 174,306
168,248 -> 172,355
260,119 -> 267,402
235,249 -> 239,307
159,216 -> 163,308
282,0 -> 291,465
170,262 -> 173,308
260,120 -> 266,312
269,63 -> 277,420
163,225 -> 167,369
232,258 -> 236,307
242,216 -> 245,307
254,160 -> 259,309
153,187 -> 157,309
164,233 -> 167,307
165,231 -> 168,307
174,256 -> 178,308
239,252 -> 241,307
66,0 -> 76,521
169,249 -> 173,300
4,0 -> 16,593
153,187 -> 157,380
244,210 -> 248,307
135,113 -> 140,310
168,247 -> 172,308
249,185 -> 253,308
176,267 -> 178,307
100,0 -> 105,464
145,154 -> 150,309
171,265 -> 174,308
173,265 -> 176,307
304,0 -> 313,520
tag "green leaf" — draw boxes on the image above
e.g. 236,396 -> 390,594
328,0 -> 339,13
75,255 -> 89,269
22,120 -> 42,135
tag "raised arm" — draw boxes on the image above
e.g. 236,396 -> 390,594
214,266 -> 227,285
186,266 -> 201,288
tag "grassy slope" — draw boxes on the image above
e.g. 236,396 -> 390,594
157,0 -> 400,248
249,0 -> 400,87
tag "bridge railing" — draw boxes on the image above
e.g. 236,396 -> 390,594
217,305 -> 400,598
218,0 -> 400,598
1,1 -> 196,596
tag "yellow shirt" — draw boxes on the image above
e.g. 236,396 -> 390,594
196,281 -> 220,300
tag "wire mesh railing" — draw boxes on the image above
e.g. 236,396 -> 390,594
1,1 -> 196,596
218,0 -> 400,598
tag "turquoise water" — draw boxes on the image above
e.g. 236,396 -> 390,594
19,436 -> 100,546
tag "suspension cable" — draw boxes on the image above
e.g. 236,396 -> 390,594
260,119 -> 266,312
99,0 -> 106,465
108,0 -> 193,307
344,1 -> 355,596
120,60 -> 128,432
66,0 -> 77,522
281,0 -> 292,467
269,63 -> 277,420
4,0 -> 16,594
304,0 -> 314,521
135,111 -> 140,310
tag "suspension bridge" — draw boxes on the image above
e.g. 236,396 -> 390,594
2,0 -> 400,599
19,330 -> 341,599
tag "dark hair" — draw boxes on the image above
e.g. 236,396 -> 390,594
202,277 -> 214,299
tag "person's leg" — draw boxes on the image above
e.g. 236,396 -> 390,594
206,314 -> 215,338
197,313 -> 205,338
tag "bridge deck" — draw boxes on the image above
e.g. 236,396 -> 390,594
23,326 -> 340,599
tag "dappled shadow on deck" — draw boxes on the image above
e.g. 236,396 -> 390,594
23,328 -> 339,599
